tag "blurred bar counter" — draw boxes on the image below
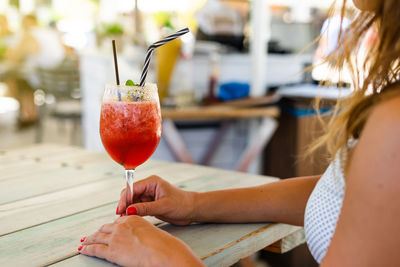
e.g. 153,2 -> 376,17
263,84 -> 352,178
162,105 -> 280,120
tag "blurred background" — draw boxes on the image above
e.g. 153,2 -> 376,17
0,1 -> 362,265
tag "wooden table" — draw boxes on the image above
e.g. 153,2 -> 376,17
0,144 -> 304,267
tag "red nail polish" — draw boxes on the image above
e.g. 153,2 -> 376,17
116,206 -> 119,214
80,237 -> 86,242
78,246 -> 83,251
126,206 -> 137,216
120,214 -> 123,217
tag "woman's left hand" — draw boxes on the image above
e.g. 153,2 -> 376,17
79,215 -> 204,267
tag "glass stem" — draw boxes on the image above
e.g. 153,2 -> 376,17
125,169 -> 135,211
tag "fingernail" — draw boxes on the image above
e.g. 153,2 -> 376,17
120,214 -> 123,217
78,246 -> 83,251
126,206 -> 137,216
116,206 -> 119,214
80,237 -> 86,242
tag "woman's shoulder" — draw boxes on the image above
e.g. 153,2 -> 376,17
353,91 -> 400,172
366,92 -> 400,132
354,92 -> 400,174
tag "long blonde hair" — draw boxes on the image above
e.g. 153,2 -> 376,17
312,0 -> 400,160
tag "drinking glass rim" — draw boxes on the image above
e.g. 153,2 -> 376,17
104,82 -> 159,102
105,82 -> 157,92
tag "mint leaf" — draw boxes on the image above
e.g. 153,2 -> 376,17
125,80 -> 139,86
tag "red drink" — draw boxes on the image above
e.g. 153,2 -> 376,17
100,101 -> 161,170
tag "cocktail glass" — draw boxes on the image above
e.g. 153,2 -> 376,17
100,83 -> 162,211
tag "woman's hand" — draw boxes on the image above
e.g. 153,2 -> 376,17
117,175 -> 197,226
79,215 -> 204,267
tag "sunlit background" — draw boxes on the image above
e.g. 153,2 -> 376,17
0,0 -> 361,163
0,0 -> 363,162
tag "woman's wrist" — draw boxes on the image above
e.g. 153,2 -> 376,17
153,232 -> 204,267
169,238 -> 205,267
188,191 -> 201,223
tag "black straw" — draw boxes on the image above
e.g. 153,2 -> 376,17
112,40 -> 121,101
112,40 -> 120,85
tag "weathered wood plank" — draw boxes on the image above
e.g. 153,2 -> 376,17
162,222 -> 274,260
201,224 -> 302,266
0,144 -> 80,164
0,178 -> 122,236
0,151 -> 109,181
0,143 -> 68,157
264,228 -> 305,254
51,254 -> 118,267
0,203 -> 162,267
0,161 -> 119,204
0,158 -> 170,205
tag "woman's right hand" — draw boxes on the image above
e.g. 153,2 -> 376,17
116,175 -> 196,226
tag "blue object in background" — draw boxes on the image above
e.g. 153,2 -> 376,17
217,82 -> 250,101
281,105 -> 333,118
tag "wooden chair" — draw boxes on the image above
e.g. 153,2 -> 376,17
35,56 -> 81,145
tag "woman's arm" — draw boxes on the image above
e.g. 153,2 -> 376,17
192,175 -> 319,226
118,175 -> 320,227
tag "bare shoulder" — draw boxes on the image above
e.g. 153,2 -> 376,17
360,93 -> 400,149
367,93 -> 400,127
355,92 -> 400,183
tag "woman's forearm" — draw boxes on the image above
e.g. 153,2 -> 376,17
192,176 -> 319,226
